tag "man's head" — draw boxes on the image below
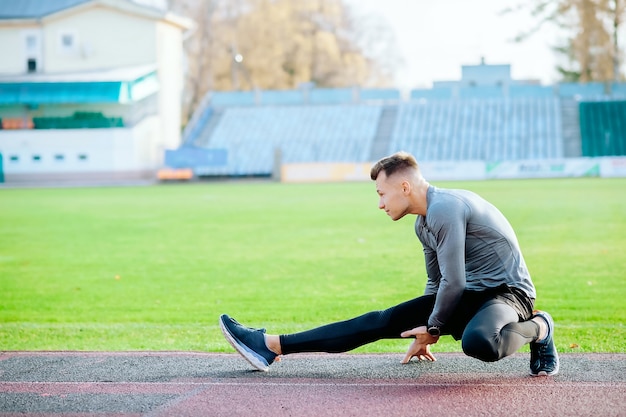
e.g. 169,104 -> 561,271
371,152 -> 426,220
370,151 -> 418,181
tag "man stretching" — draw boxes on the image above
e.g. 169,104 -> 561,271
220,151 -> 559,376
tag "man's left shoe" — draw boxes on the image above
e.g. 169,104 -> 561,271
529,310 -> 560,377
219,314 -> 278,372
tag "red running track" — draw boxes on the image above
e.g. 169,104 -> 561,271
0,352 -> 624,417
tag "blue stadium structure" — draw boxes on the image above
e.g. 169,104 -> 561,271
166,63 -> 626,178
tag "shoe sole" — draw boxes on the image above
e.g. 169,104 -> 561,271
529,358 -> 559,377
219,316 -> 270,372
530,369 -> 559,377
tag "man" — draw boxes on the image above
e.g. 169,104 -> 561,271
220,151 -> 559,376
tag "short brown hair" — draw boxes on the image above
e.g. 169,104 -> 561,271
370,151 -> 418,180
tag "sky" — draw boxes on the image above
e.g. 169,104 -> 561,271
345,0 -> 563,89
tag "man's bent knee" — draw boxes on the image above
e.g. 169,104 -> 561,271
462,331 -> 500,362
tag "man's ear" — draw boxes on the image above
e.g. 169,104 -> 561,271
401,180 -> 411,195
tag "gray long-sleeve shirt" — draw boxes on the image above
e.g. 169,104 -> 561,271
415,186 -> 536,328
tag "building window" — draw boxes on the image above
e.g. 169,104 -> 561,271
62,34 -> 73,48
32,155 -> 41,162
59,31 -> 78,55
54,154 -> 65,161
26,35 -> 37,51
23,30 -> 42,73
10,155 -> 19,162
78,154 -> 88,161
27,58 -> 37,72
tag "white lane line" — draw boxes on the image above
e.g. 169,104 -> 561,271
0,381 -> 623,388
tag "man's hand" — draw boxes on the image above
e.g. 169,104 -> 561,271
400,325 -> 439,363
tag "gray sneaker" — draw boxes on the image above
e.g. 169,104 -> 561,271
529,310 -> 560,377
219,314 -> 278,372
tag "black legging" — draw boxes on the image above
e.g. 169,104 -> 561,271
280,289 -> 540,362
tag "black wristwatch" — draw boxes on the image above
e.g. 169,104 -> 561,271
427,326 -> 441,337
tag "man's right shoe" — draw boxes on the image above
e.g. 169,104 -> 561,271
219,314 -> 278,372
529,310 -> 560,377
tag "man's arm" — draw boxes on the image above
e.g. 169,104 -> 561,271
423,247 -> 441,295
426,202 -> 468,328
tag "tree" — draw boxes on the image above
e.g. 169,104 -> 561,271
510,0 -> 625,82
168,0 -> 225,122
169,0 -> 398,123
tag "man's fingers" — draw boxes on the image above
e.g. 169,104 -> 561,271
401,348 -> 437,363
400,329 -> 415,338
402,354 -> 436,363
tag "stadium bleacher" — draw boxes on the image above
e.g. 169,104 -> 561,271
170,74 -> 626,178
193,104 -> 382,176
390,98 -> 563,161
579,100 -> 626,157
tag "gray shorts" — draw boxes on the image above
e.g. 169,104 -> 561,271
445,284 -> 535,340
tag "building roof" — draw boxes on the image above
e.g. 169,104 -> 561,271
0,0 -> 193,29
0,0 -> 91,19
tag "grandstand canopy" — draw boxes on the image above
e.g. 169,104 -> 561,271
0,64 -> 158,104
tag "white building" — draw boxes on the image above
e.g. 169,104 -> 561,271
0,0 -> 193,183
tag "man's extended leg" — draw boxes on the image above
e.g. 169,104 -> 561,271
280,295 -> 436,354
220,294 -> 436,370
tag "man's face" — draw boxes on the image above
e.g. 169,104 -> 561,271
375,171 -> 409,221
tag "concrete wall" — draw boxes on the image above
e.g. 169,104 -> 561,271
155,20 -> 184,150
41,6 -> 157,73
280,158 -> 625,182
0,115 -> 160,181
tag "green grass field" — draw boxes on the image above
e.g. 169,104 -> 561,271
1,178 -> 625,354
